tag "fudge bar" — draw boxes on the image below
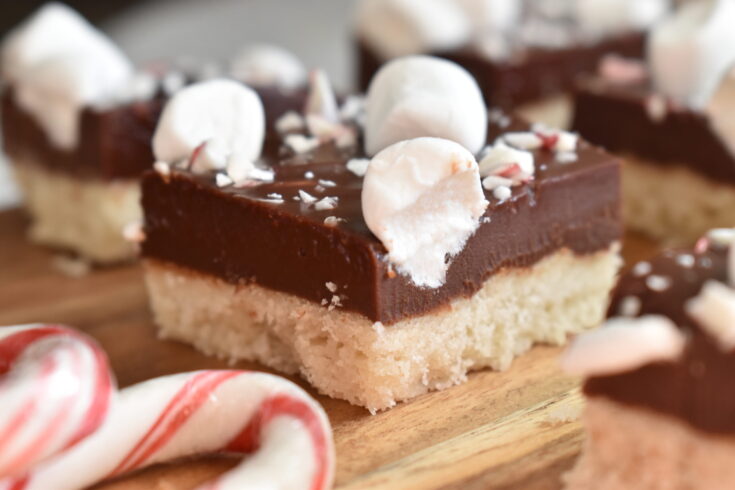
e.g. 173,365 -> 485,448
572,0 -> 735,245
563,228 -> 735,489
1,4 -> 307,263
355,0 -> 668,121
140,56 -> 621,411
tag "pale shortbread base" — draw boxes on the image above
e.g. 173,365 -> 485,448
565,397 -> 735,489
144,245 -> 620,411
622,156 -> 735,246
12,158 -> 140,263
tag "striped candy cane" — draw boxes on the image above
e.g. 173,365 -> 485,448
2,370 -> 334,490
0,324 -> 114,480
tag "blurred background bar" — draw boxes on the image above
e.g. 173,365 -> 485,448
0,0 -> 356,209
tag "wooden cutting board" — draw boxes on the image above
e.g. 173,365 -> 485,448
0,209 -> 657,490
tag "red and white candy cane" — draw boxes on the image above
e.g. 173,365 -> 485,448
2,370 -> 335,490
0,324 -> 114,480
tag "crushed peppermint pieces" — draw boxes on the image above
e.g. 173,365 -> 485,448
346,158 -> 370,177
304,171 -> 315,179
328,294 -> 343,311
492,185 -> 512,201
318,179 -> 337,187
482,175 -> 513,191
275,111 -> 305,133
324,216 -> 344,226
500,128 -> 578,163
646,275 -> 672,292
676,254 -> 695,268
632,261 -> 652,277
285,134 -> 320,154
314,196 -> 338,211
267,192 -> 283,200
298,190 -> 317,204
153,161 -> 171,177
555,151 -> 578,164
478,141 -> 535,200
325,282 -> 338,293
215,173 -> 234,187
618,295 -> 642,317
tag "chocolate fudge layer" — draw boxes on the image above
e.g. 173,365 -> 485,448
572,79 -> 735,183
357,32 -> 645,109
2,84 -> 305,180
141,117 -> 621,325
585,245 -> 735,434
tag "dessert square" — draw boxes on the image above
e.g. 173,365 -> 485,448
1,5 -> 308,263
563,228 -> 735,489
571,0 -> 735,245
572,76 -> 735,245
355,0 -> 668,119
140,94 -> 622,411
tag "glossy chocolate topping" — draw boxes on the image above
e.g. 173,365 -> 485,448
585,244 -> 735,434
357,32 -> 644,108
1,81 -> 306,180
141,113 -> 621,324
572,78 -> 735,183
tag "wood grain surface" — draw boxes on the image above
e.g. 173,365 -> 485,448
0,209 -> 657,489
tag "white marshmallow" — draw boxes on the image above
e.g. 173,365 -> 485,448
153,79 -> 265,165
454,0 -> 522,32
2,3 -> 133,148
648,0 -> 735,109
686,280 -> 735,350
362,137 -> 488,287
561,315 -> 686,377
356,0 -> 471,59
575,0 -> 670,37
230,44 -> 307,90
364,56 -> 487,156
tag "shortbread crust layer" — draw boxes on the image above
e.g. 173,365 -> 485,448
12,158 -> 140,263
144,244 -> 620,411
622,156 -> 735,246
565,398 -> 735,490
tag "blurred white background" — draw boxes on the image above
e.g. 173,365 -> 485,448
0,0 -> 357,209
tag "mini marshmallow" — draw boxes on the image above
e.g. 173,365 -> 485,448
230,44 -> 307,90
305,69 -> 339,124
153,79 -> 265,165
2,4 -> 133,148
561,315 -> 686,377
649,0 -> 735,109
575,0 -> 669,37
454,0 -> 522,32
362,137 -> 488,287
365,56 -> 487,156
686,280 -> 735,350
356,0 -> 470,60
